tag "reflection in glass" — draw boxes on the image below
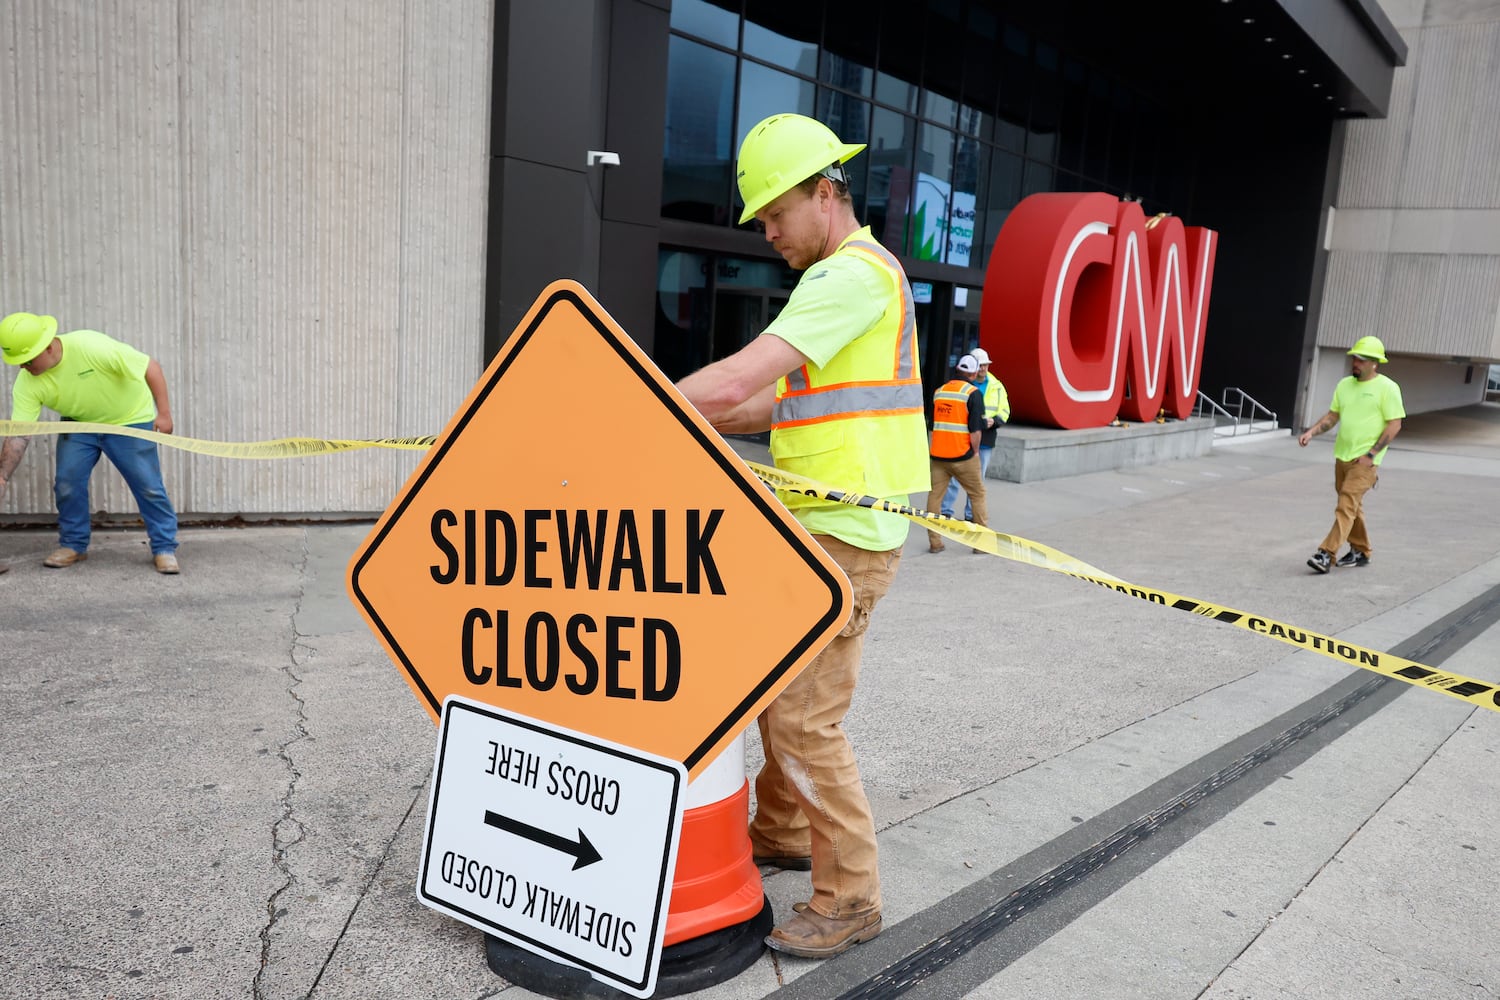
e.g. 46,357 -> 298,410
875,71 -> 916,113
921,91 -> 958,129
817,91 -> 871,216
737,61 -> 816,165
820,52 -> 873,97
655,250 -> 713,382
910,124 -> 955,261
949,134 -> 984,267
663,37 -> 737,224
743,12 -> 817,73
669,0 -> 739,49
981,151 -> 1024,271
868,108 -> 915,256
1022,159 -> 1054,200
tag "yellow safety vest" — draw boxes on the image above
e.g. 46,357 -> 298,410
769,238 -> 929,511
983,375 -> 1010,425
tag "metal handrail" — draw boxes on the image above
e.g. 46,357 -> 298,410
1194,388 -> 1280,437
1220,388 -> 1278,429
1194,391 -> 1235,424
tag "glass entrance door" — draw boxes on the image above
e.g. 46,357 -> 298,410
711,288 -> 787,363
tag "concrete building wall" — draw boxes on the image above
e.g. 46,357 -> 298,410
1311,0 -> 1500,416
0,0 -> 492,518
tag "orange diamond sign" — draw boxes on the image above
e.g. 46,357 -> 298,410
347,280 -> 851,779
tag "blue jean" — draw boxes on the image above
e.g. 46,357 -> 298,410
940,444 -> 992,519
55,422 -> 178,556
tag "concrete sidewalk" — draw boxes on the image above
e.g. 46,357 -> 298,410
3,405 -> 1498,999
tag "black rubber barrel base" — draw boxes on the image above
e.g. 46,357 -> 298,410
484,894 -> 773,998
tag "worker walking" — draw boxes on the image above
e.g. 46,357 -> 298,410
1298,335 -> 1404,573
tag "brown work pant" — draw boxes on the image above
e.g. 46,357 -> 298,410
1319,458 -> 1378,556
749,534 -> 901,920
926,454 -> 989,549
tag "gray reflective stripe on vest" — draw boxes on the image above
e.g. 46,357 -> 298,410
781,237 -> 918,395
845,239 -> 919,381
931,384 -> 976,433
774,381 -> 925,424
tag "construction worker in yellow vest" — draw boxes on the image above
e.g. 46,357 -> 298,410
675,113 -> 929,960
926,354 -> 990,553
1298,335 -> 1404,573
939,346 -> 1009,521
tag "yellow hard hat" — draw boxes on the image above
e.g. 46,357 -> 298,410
0,312 -> 58,366
1346,336 -> 1387,364
736,114 -> 865,225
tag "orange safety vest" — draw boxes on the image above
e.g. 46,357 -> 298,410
930,378 -> 979,459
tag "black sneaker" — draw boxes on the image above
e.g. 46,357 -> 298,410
1307,550 -> 1332,573
1336,549 -> 1369,568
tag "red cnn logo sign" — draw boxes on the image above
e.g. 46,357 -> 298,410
980,192 -> 1219,429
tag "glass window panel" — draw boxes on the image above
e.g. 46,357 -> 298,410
875,71 -> 916,113
1058,58 -> 1087,174
655,249 -> 713,382
910,123 -> 955,261
737,60 -> 816,158
979,150 -> 1022,271
662,37 -> 737,225
817,91 -> 870,215
821,52 -> 873,97
743,0 -> 820,76
821,6 -> 875,97
921,1 -> 962,126
921,91 -> 958,128
957,103 -> 987,138
1022,159 -> 1054,199
1029,45 -> 1060,163
669,0 -> 738,49
993,115 -> 1026,153
947,134 -> 983,267
995,35 -> 1029,150
1107,85 -> 1136,194
1082,71 -> 1113,184
867,107 -> 916,255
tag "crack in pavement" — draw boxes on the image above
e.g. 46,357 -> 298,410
253,529 -> 312,1000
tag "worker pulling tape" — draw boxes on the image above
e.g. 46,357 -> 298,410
3,420 -> 1495,715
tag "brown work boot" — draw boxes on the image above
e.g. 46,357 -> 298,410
928,541 -> 945,553
753,853 -> 812,871
43,548 -> 86,568
153,553 -> 180,575
765,907 -> 882,958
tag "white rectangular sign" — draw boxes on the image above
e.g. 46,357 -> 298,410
418,696 -> 686,998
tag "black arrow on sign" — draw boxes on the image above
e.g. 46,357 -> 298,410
484,810 -> 603,870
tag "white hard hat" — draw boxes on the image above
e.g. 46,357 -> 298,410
956,354 -> 980,374
970,347 -> 991,365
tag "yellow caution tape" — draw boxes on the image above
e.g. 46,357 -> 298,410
3,420 -> 1491,713
745,461 -> 1500,717
0,420 -> 434,458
